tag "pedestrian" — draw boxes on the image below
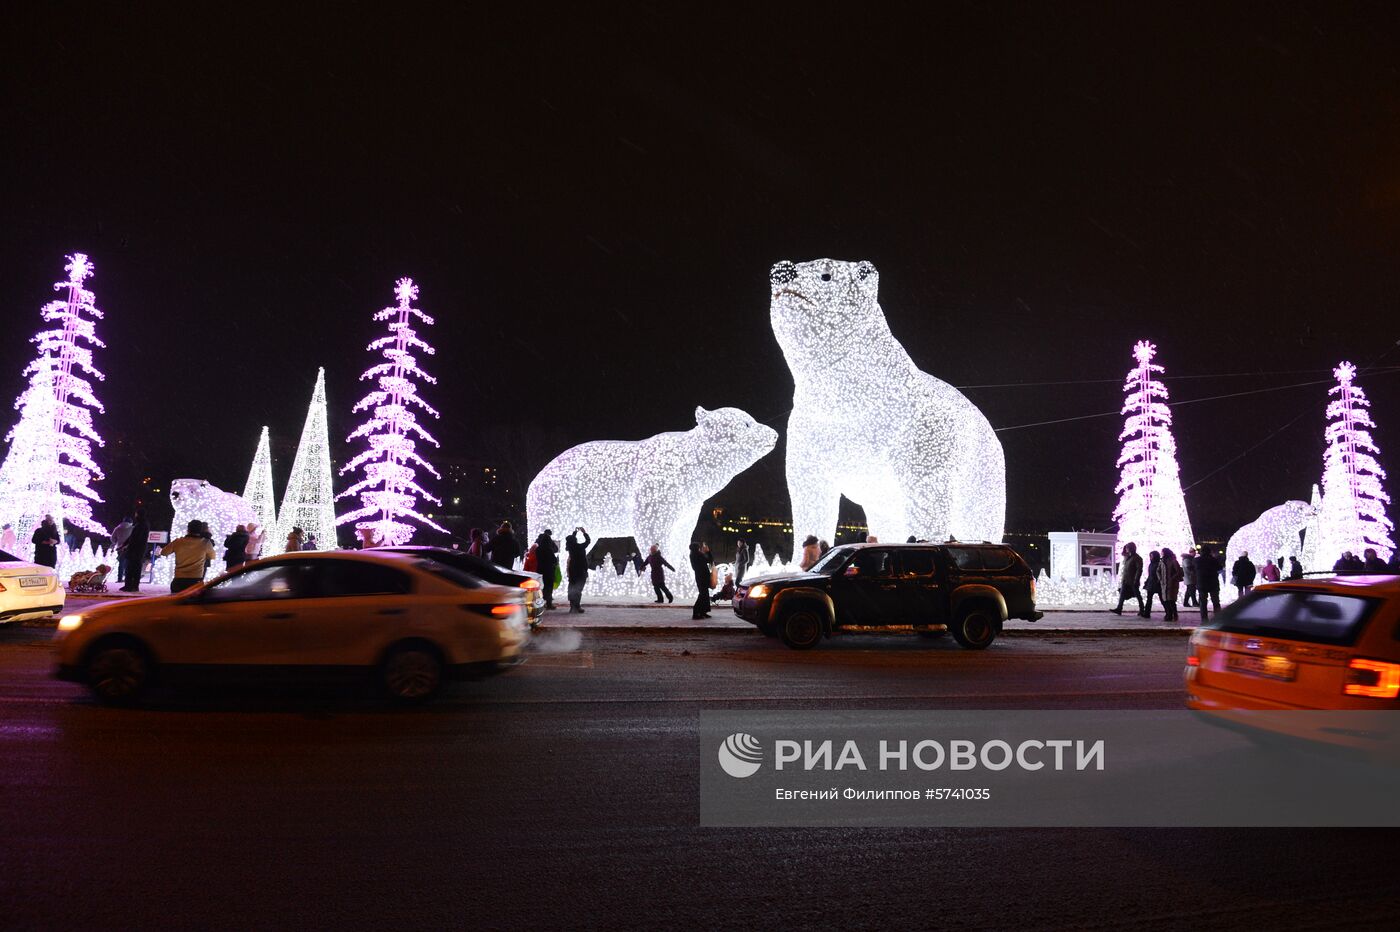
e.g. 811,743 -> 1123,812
690,541 -> 712,619
1362,548 -> 1388,574
467,528 -> 487,558
160,520 -> 218,593
64,525 -> 81,552
712,572 -> 736,602
1141,550 -> 1162,618
244,522 -> 264,562
223,524 -> 249,571
120,509 -> 149,592
1110,542 -> 1144,616
488,520 -> 522,568
818,539 -> 831,555
1157,547 -> 1184,622
535,529 -> 559,609
285,526 -> 305,553
1288,556 -> 1304,580
109,515 -> 133,583
1389,550 -> 1400,574
31,515 -> 60,568
1196,545 -> 1222,620
642,543 -> 674,603
303,532 -> 318,551
1333,551 -> 1360,575
734,540 -> 749,584
1230,551 -> 1256,599
866,535 -> 880,544
800,534 -> 821,570
1181,548 -> 1198,608
1260,557 -> 1280,583
0,522 -> 15,555
565,526 -> 590,613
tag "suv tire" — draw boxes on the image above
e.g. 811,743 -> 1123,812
949,604 -> 1000,650
780,606 -> 824,650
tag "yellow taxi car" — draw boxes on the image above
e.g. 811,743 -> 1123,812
54,550 -> 528,704
1186,576 -> 1400,751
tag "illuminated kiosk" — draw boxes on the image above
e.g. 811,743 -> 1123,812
1047,531 -> 1119,581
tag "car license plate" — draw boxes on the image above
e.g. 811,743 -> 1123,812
1226,652 -> 1296,681
19,576 -> 47,589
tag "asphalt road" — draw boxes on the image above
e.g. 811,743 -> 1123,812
2,625 -> 1397,930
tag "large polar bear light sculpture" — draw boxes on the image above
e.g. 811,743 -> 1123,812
1226,500 -> 1314,572
169,478 -> 258,554
770,258 -> 1005,559
527,407 -> 778,571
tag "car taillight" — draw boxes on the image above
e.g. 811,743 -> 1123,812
1344,658 -> 1400,699
520,579 -> 541,591
461,603 -> 522,617
1185,655 -> 1199,667
490,604 -> 518,617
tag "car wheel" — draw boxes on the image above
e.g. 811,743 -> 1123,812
382,644 -> 443,702
85,639 -> 151,705
949,605 -> 999,650
781,607 -> 824,650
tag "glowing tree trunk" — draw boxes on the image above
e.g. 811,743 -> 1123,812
336,278 -> 444,547
0,254 -> 108,551
242,426 -> 277,533
1113,341 -> 1194,558
273,368 -> 338,554
1311,362 -> 1393,564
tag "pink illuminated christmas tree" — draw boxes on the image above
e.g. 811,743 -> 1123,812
336,278 -> 445,546
1311,362 -> 1393,563
1113,340 -> 1194,557
0,254 -> 108,552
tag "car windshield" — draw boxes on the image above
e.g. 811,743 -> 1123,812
1202,589 -> 1379,646
808,547 -> 853,575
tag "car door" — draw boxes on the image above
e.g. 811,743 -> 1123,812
292,559 -> 416,666
176,561 -> 319,667
897,548 -> 944,624
830,548 -> 902,625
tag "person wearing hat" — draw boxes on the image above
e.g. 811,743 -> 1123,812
160,520 -> 218,593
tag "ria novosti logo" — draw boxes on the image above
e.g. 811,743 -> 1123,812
718,733 -> 763,778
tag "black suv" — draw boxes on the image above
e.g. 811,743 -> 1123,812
733,543 -> 1042,650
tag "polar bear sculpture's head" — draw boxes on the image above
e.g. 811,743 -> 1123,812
691,406 -> 778,481
769,258 -> 881,355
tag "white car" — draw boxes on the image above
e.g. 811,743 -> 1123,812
53,550 -> 527,703
0,548 -> 65,623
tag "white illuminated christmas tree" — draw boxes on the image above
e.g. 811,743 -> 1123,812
273,368 -> 337,553
337,278 -> 445,547
1311,362 -> 1393,563
0,254 -> 108,551
1113,341 -> 1194,557
242,426 -> 277,533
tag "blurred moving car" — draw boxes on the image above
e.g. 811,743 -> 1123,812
733,542 -> 1042,650
54,550 -> 527,704
383,545 -> 545,626
0,547 -> 65,624
1187,575 -> 1400,753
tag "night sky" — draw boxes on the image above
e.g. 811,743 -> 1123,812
4,3 -> 1399,542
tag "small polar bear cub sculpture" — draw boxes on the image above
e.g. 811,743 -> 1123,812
1226,500 -> 1314,572
169,478 -> 258,552
527,407 -> 778,566
770,258 -> 1006,559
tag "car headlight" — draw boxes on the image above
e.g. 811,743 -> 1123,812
748,584 -> 769,599
57,613 -> 84,632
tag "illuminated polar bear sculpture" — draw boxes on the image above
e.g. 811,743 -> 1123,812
1226,500 -> 1314,572
527,407 -> 778,570
169,478 -> 257,554
770,258 -> 1005,560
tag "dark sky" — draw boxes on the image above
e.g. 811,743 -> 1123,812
4,2 -> 1399,540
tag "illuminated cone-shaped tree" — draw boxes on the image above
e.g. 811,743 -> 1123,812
1311,362 -> 1393,564
1113,341 -> 1194,558
0,357 -> 64,557
0,254 -> 108,549
273,368 -> 338,553
242,426 -> 277,533
337,278 -> 445,547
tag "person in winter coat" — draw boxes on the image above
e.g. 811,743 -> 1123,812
222,525 -> 249,571
161,520 -> 218,593
564,527 -> 591,613
467,528 -> 487,558
642,544 -> 675,603
0,522 -> 16,556
109,516 -> 133,583
1181,549 -> 1198,608
690,541 -> 712,619
244,523 -> 264,562
1260,558 -> 1281,583
31,515 -> 60,568
733,540 -> 749,584
1141,551 -> 1163,618
1157,547 -> 1185,621
1195,545 -> 1222,619
1230,552 -> 1257,598
1362,548 -> 1388,574
535,530 -> 559,609
1288,556 -> 1304,580
488,521 -> 522,569
1389,551 -> 1400,574
711,572 -> 736,602
1111,542 -> 1144,615
285,526 -> 305,553
120,510 -> 150,592
799,535 -> 821,571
